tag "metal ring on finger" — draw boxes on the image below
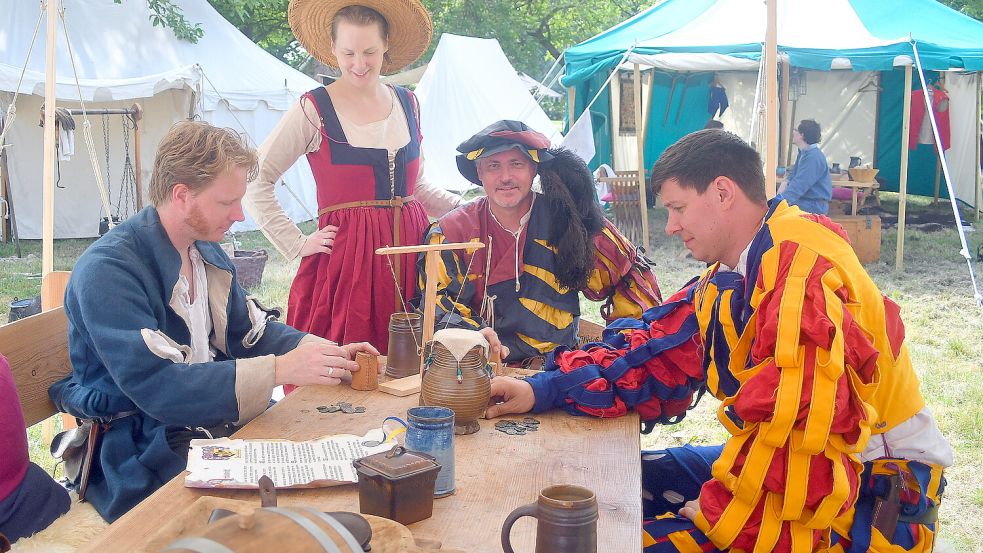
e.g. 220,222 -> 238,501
328,367 -> 334,378
322,238 -> 328,247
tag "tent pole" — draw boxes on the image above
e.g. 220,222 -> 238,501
0,117 -> 7,243
610,74 -> 619,167
779,59 -> 791,169
896,64 -> 912,271
976,71 -> 981,222
639,69 -> 656,149
41,0 -> 58,277
633,63 -> 650,250
764,0 -> 778,198
911,43 -> 983,306
132,103 -> 144,211
872,73 -> 882,167
567,86 -> 576,129
785,99 -> 798,168
933,156 -> 941,204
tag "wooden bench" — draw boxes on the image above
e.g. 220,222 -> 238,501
1,305 -> 112,550
0,306 -> 72,428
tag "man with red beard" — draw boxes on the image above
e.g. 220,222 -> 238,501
488,130 -> 951,552
49,121 -> 377,522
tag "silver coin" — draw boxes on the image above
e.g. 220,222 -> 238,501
340,405 -> 355,414
354,406 -> 367,413
324,405 -> 341,413
361,440 -> 382,447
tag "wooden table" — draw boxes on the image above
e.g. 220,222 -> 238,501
79,383 -> 641,552
777,177 -> 876,215
833,180 -> 876,215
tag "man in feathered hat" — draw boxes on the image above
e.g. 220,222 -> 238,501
415,120 -> 662,364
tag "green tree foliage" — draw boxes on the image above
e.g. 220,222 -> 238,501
122,0 -> 203,42
422,0 -> 651,76
206,0 -> 306,66
136,0 -> 652,76
941,0 -> 983,19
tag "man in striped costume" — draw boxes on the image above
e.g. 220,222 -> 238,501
417,120 -> 662,364
487,130 -> 951,552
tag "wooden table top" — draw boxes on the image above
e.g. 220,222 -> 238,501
777,177 -> 876,188
831,179 -> 876,189
79,382 -> 641,552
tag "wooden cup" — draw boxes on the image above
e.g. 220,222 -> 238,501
352,352 -> 379,391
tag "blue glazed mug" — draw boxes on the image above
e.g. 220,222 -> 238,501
405,406 -> 455,497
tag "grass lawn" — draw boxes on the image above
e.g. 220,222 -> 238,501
4,193 -> 982,551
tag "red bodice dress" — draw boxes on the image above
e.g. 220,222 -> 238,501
286,86 -> 428,354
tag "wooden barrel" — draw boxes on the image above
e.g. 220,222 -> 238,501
161,507 -> 364,553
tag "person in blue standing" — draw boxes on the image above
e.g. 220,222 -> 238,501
779,119 -> 832,214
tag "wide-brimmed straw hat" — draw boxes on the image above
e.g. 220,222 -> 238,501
288,0 -> 433,74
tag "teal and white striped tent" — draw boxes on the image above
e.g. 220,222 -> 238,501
562,0 -> 983,213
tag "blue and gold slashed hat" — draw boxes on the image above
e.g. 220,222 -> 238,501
455,120 -> 554,185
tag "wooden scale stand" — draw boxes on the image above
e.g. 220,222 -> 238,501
374,242 -> 491,396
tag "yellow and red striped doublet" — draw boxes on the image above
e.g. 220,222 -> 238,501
529,201 -> 942,552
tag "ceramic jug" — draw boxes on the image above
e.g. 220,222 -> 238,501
419,329 -> 491,435
386,313 -> 423,378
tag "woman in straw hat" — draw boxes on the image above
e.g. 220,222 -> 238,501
244,0 -> 460,389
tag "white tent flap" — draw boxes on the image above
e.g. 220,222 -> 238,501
415,34 -> 562,192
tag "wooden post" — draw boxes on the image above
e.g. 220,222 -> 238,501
785,99 -> 798,168
976,71 -> 981,222
638,69 -> 656,151
896,64 -> 913,271
41,0 -> 58,276
376,242 -> 485,377
872,73 -> 882,167
132,103 -> 144,211
633,63 -> 650,250
610,74 -> 619,166
764,0 -> 779,198
0,138 -> 9,243
420,249 -> 440,374
779,59 -> 792,169
567,86 -> 577,130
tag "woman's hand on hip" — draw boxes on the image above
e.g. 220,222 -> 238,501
300,225 -> 339,257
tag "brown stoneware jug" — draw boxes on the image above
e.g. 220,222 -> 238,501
501,485 -> 598,553
419,329 -> 491,435
386,313 -> 423,379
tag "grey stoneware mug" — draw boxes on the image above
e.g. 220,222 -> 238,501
501,484 -> 598,553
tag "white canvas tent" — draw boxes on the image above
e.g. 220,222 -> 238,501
0,0 -> 320,239
415,34 -> 562,192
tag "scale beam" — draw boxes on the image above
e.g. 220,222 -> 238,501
376,241 -> 486,375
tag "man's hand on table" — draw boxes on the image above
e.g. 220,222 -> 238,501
479,327 -> 510,360
485,376 -> 535,418
275,341 -> 370,386
340,342 -> 383,374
